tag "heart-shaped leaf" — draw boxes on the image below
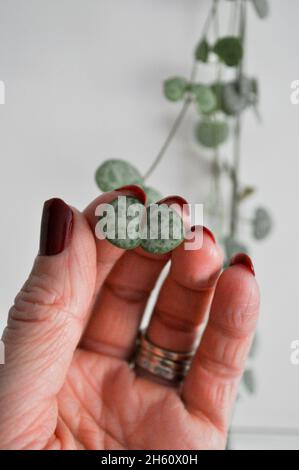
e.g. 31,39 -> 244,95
239,76 -> 259,106
192,84 -> 217,114
195,120 -> 229,148
95,159 -> 142,192
141,203 -> 185,254
163,77 -> 188,102
251,0 -> 269,19
221,77 -> 258,115
213,36 -> 243,67
222,82 -> 248,115
98,196 -> 144,249
252,207 -> 273,240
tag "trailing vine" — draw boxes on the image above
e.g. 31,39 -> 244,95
95,0 -> 273,395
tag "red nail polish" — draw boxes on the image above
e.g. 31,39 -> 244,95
230,253 -> 255,276
39,198 -> 73,256
203,226 -> 216,244
191,225 -> 216,244
156,195 -> 188,209
115,185 -> 147,205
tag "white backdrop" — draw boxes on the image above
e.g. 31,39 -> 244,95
0,0 -> 299,449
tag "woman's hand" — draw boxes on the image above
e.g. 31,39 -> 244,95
0,187 -> 259,450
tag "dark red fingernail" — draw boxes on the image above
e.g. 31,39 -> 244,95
115,185 -> 147,205
156,195 -> 188,209
39,198 -> 73,256
191,225 -> 216,244
230,253 -> 255,276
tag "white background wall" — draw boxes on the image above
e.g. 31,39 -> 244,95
0,0 -> 299,449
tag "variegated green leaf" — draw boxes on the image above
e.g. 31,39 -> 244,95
195,120 -> 229,148
95,159 -> 142,192
252,207 -> 273,240
141,203 -> 185,254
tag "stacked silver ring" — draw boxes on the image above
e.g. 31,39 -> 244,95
135,331 -> 195,383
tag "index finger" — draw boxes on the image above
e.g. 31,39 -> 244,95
83,185 -> 147,291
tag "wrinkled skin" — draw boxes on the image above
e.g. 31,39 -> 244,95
0,189 -> 259,450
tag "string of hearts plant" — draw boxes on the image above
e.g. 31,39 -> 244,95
94,0 -> 273,398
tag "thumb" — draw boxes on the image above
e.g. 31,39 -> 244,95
1,198 -> 97,400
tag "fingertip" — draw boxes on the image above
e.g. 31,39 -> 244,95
213,262 -> 260,328
170,226 -> 223,289
115,184 -> 147,206
84,185 -> 147,226
185,225 -> 223,258
230,253 -> 255,276
221,261 -> 259,296
39,198 -> 74,257
191,225 -> 216,244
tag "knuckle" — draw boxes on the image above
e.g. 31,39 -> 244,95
213,286 -> 259,340
199,350 -> 243,381
106,281 -> 149,303
215,270 -> 260,338
154,306 -> 197,333
9,273 -> 67,325
224,301 -> 258,337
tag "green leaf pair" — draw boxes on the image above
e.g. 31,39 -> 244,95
98,195 -> 185,254
163,77 -> 217,115
95,159 -> 184,253
195,36 -> 243,67
208,77 -> 258,116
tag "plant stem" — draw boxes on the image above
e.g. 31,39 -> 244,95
213,0 -> 220,40
228,0 -> 240,35
143,97 -> 192,181
203,0 -> 220,40
230,116 -> 241,237
143,0 -> 219,181
213,3 -> 223,232
230,0 -> 246,238
213,147 -> 222,220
